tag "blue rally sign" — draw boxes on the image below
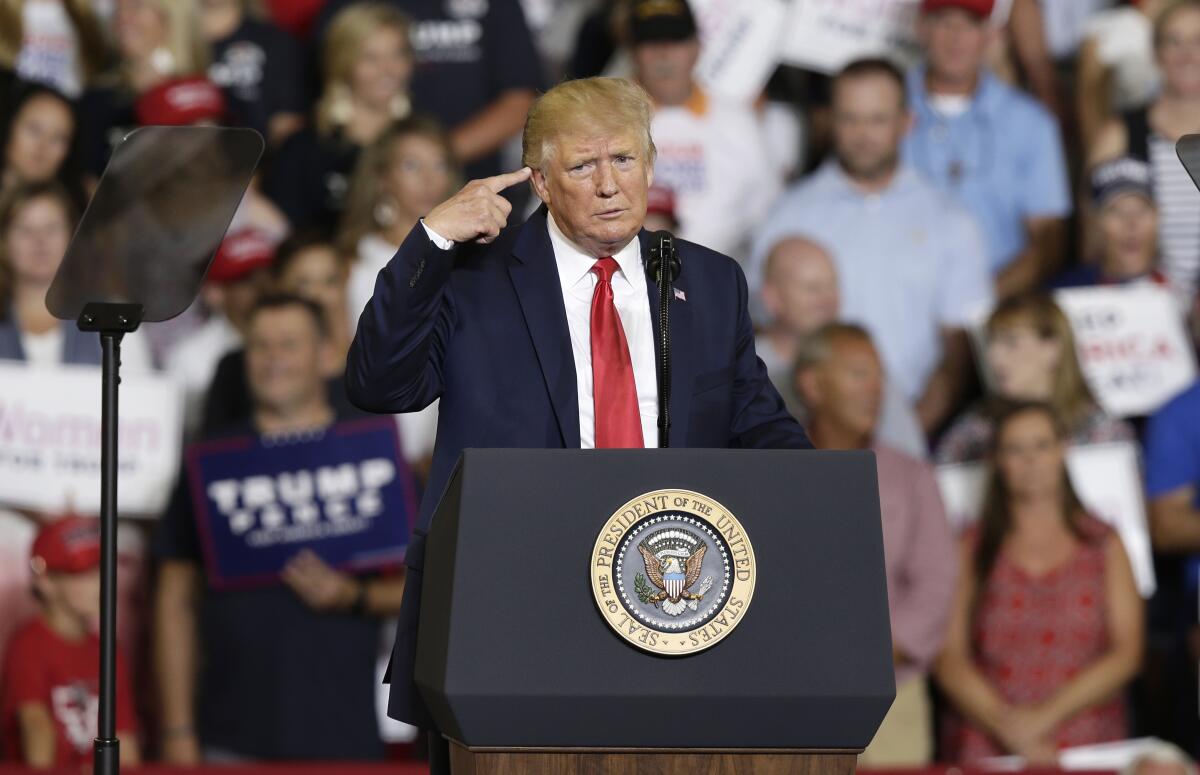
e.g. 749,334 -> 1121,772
187,417 -> 415,589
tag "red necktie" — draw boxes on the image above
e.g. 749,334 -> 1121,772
590,257 -> 643,448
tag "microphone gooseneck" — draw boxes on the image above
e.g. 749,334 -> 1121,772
648,231 -> 680,449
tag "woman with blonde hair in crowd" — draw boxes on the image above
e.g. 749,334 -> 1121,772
78,0 -> 216,175
937,402 -> 1143,763
264,2 -> 414,230
338,114 -> 457,326
936,293 -> 1134,464
1090,0 -> 1200,304
0,0 -> 108,98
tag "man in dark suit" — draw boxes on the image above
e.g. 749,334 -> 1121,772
346,76 -> 810,763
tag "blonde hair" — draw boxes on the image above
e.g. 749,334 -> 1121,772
318,3 -> 412,136
124,0 -> 209,84
1155,0 -> 1200,50
522,77 -> 657,170
0,0 -> 108,84
985,293 -> 1097,431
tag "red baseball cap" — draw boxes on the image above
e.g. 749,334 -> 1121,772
135,76 -> 226,127
31,516 -> 101,575
921,0 -> 995,17
646,185 -> 677,220
206,229 -> 276,284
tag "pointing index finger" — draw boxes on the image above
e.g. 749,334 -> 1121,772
484,166 -> 532,193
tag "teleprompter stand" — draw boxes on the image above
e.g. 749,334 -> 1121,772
77,302 -> 142,774
46,127 -> 263,775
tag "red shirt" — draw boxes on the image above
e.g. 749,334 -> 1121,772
0,617 -> 137,767
944,517 -> 1126,760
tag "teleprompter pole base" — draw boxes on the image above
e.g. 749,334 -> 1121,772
94,737 -> 119,775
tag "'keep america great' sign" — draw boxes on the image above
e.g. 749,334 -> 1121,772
187,417 -> 415,589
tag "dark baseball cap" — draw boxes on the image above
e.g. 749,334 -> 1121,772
630,0 -> 697,44
1091,157 -> 1154,208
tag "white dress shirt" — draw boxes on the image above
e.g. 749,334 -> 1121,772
422,216 -> 659,448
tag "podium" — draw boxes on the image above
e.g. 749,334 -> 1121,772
415,449 -> 895,774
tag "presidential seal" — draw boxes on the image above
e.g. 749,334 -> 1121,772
590,489 -> 756,656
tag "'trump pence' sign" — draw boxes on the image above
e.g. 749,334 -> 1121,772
187,417 -> 415,589
1055,285 -> 1196,418
0,361 -> 181,516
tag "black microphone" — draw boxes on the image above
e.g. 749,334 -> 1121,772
646,231 -> 680,449
647,231 -> 681,283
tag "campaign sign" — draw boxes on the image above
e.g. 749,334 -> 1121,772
187,417 -> 415,589
692,0 -> 791,103
1055,285 -> 1196,418
936,441 -> 1156,597
780,0 -> 922,74
0,361 -> 182,516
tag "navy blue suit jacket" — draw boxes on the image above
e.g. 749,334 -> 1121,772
345,206 -> 810,725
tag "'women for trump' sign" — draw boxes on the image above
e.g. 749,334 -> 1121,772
0,362 -> 181,516
187,417 -> 415,589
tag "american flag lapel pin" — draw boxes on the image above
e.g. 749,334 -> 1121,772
674,288 -> 686,302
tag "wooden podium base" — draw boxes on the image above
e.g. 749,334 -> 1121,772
447,740 -> 859,775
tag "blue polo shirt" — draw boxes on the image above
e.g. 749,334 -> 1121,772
903,68 -> 1072,273
748,162 -> 994,402
1145,381 -> 1200,504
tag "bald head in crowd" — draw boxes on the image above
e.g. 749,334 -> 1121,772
761,236 -> 840,336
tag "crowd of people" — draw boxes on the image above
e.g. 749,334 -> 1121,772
2,0 -> 1200,769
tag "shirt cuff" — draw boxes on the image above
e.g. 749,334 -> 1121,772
420,219 -> 454,250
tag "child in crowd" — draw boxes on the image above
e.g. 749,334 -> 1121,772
0,516 -> 139,768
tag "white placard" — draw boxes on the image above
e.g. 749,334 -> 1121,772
1054,285 -> 1197,418
780,0 -> 922,74
692,0 -> 791,103
936,442 -> 1155,597
0,361 -> 182,517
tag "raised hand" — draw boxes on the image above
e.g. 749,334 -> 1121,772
423,167 -> 532,245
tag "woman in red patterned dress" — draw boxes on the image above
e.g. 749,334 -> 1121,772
937,402 -> 1144,764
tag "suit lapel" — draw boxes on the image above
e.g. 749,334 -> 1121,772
508,208 -> 581,448
640,230 -> 693,447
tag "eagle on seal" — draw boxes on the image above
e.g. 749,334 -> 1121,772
637,542 -> 707,611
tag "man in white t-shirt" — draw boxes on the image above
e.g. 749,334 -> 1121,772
629,0 -> 781,266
